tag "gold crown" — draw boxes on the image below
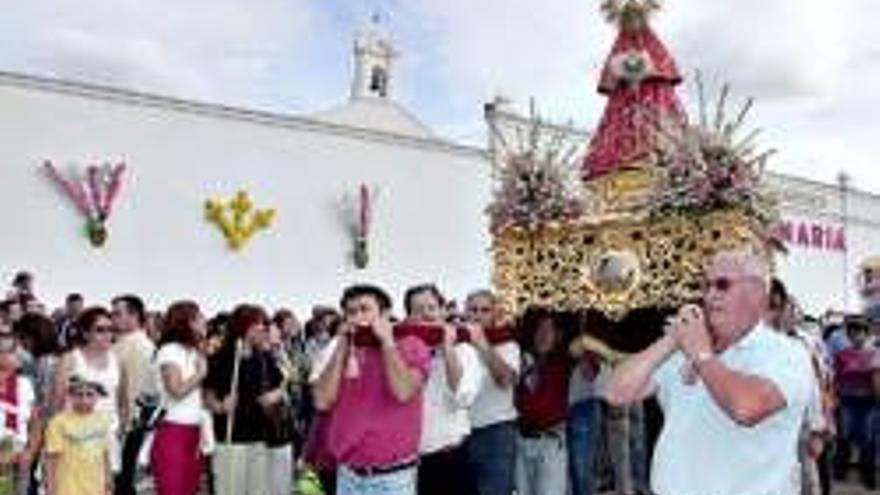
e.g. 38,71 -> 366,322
600,0 -> 661,28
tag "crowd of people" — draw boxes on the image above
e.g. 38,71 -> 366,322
0,251 -> 878,495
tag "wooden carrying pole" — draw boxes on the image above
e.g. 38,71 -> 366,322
224,339 -> 243,495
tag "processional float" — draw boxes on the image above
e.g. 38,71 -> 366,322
487,0 -> 780,351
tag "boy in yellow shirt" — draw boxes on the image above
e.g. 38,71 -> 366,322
44,376 -> 112,495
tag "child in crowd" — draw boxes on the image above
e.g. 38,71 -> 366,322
44,376 -> 113,495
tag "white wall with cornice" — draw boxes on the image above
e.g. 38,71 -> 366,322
2,72 -> 878,317
0,73 -> 491,316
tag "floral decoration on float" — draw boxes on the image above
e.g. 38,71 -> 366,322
43,160 -> 126,247
485,100 -> 590,234
204,190 -> 276,251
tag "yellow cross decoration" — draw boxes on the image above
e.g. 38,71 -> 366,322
204,190 -> 276,251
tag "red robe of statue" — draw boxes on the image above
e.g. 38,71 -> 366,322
583,22 -> 687,180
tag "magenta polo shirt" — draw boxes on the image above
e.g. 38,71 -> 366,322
326,336 -> 431,468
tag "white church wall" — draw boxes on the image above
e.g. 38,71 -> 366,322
0,77 -> 492,315
3,76 -> 879,319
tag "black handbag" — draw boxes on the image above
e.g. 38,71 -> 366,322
259,354 -> 295,447
135,393 -> 166,431
262,399 -> 295,447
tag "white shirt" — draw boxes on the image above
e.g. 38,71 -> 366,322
468,341 -> 521,429
789,329 -> 831,433
154,343 -> 204,425
650,323 -> 813,495
308,336 -> 339,384
420,343 -> 485,454
568,360 -> 610,405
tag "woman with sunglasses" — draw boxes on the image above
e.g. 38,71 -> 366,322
51,306 -> 128,474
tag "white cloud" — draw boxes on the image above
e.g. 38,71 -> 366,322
31,28 -> 216,98
662,0 -> 851,100
0,0 -> 319,107
400,0 -> 607,127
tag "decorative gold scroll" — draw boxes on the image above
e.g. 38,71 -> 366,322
491,207 -> 770,319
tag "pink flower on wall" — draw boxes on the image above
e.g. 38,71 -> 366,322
43,160 -> 127,247
341,183 -> 378,269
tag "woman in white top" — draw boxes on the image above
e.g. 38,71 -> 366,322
150,300 -> 208,495
52,306 -> 128,471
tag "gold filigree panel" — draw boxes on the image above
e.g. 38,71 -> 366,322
588,165 -> 663,214
491,209 -> 769,319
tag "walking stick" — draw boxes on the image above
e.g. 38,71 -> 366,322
224,339 -> 243,495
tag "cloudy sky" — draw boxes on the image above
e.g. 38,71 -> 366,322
3,0 -> 879,191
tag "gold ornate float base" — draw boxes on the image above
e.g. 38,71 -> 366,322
491,208 -> 771,319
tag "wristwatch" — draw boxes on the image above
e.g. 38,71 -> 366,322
693,350 -> 715,365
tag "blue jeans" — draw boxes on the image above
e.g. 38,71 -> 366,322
337,465 -> 417,495
839,396 -> 874,448
465,421 -> 517,495
515,431 -> 568,495
567,399 -> 602,495
607,403 -> 650,495
834,395 -> 876,485
628,405 -> 649,495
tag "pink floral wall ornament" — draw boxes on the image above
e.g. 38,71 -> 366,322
43,160 -> 127,247
341,183 -> 378,269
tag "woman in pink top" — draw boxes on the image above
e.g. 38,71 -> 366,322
832,317 -> 877,488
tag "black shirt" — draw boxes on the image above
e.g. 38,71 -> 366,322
204,345 -> 283,444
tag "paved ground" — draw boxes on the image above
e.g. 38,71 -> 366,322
835,481 -> 876,495
595,482 -> 876,495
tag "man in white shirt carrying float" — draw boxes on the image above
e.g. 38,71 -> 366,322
606,248 -> 814,495
463,290 -> 521,495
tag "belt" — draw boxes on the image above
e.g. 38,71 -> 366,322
347,458 -> 418,478
519,424 -> 565,439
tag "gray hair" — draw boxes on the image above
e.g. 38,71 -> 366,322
711,248 -> 771,287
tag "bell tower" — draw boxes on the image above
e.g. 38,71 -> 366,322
351,13 -> 397,100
